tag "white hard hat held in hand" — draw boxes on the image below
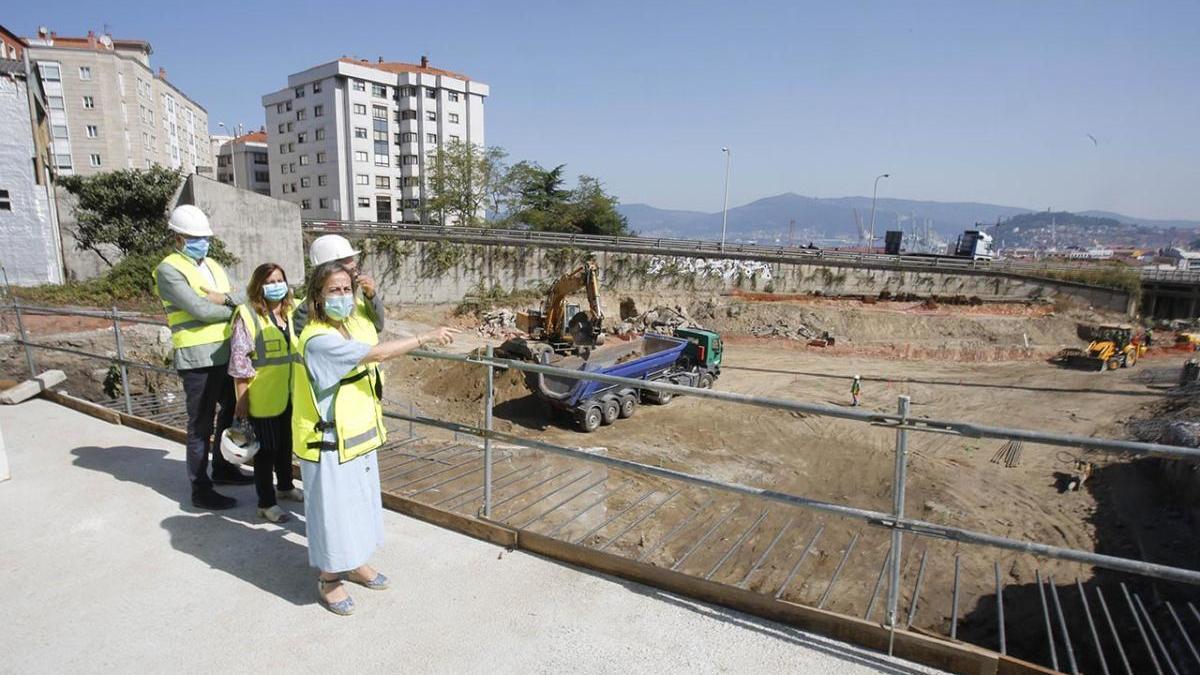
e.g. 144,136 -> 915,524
309,234 -> 360,266
220,423 -> 260,465
168,204 -> 214,237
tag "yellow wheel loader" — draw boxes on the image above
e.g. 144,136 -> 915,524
1056,325 -> 1146,372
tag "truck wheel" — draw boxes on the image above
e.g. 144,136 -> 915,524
653,390 -> 674,405
601,399 -> 620,425
1106,358 -> 1120,371
579,406 -> 602,433
698,373 -> 714,389
619,395 -> 637,418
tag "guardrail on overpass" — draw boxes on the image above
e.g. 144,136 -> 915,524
302,219 -> 1200,284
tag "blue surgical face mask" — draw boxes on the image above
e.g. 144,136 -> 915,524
324,294 -> 355,321
262,282 -> 288,302
181,237 -> 210,261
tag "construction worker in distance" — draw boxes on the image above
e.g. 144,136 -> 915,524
850,375 -> 862,406
153,204 -> 254,511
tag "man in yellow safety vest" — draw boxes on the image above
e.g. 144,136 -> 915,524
153,204 -> 253,510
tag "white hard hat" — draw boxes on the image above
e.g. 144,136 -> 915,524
853,374 -> 861,379
219,424 -> 259,466
309,234 -> 360,266
167,204 -> 214,237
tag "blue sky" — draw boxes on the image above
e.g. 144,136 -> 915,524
7,1 -> 1199,219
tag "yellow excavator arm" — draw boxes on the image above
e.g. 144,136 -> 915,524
543,261 -> 604,340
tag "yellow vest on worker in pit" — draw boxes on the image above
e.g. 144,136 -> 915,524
292,319 -> 386,463
155,252 -> 232,349
234,304 -> 299,418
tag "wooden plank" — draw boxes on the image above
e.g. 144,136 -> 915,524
517,529 -> 1003,675
997,656 -> 1059,675
119,412 -> 187,444
42,390 -> 123,425
380,491 -> 516,548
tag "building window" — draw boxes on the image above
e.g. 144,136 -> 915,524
296,109 -> 306,120
402,176 -> 419,187
300,176 -> 311,187
78,66 -> 92,80
254,171 -> 270,182
318,175 -> 327,186
424,87 -> 436,99
319,197 -> 329,209
52,125 -> 68,139
405,198 -> 420,209
298,131 -> 307,143
372,83 -> 387,98
279,143 -> 287,153
426,133 -> 437,144
449,134 -> 461,143
352,80 -> 365,92
313,81 -> 322,94
254,153 -> 268,164
86,125 -> 99,138
448,91 -> 460,102
402,155 -> 418,166
289,162 -> 296,172
55,153 -> 72,169
315,128 -> 325,140
288,143 -> 295,153
398,86 -> 416,97
0,189 -> 10,210
355,174 -> 369,186
280,164 -> 289,174
301,199 -> 311,209
276,103 -> 284,114
299,155 -> 310,166
375,176 -> 390,189
448,112 -> 460,124
83,96 -> 95,109
425,111 -> 436,122
277,123 -> 285,133
354,151 -> 368,162
294,86 -> 305,98
353,103 -> 367,115
372,105 -> 387,120
400,110 -> 417,121
314,104 -> 323,117
316,151 -> 327,163
287,122 -> 294,132
89,154 -> 102,167
286,101 -> 292,111
354,127 -> 367,139
48,96 -> 64,110
357,197 -> 370,207
38,63 -> 61,81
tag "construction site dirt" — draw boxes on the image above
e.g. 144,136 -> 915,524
4,293 -> 1198,671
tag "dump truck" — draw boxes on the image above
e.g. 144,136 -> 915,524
528,327 -> 723,432
1055,324 -> 1146,372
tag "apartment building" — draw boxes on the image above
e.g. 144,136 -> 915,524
261,56 -> 487,223
23,27 -> 212,176
214,130 -> 271,195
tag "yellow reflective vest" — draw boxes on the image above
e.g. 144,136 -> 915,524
292,319 -> 386,463
155,252 -> 232,349
234,304 -> 299,418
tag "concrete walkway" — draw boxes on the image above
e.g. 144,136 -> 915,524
0,399 -> 939,674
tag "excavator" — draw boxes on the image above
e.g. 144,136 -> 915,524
1055,324 -> 1147,372
499,261 -> 606,361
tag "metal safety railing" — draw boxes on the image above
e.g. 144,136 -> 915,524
303,218 -> 1200,284
5,294 -> 1200,670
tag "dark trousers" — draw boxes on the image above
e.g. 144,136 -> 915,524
180,364 -> 238,491
249,406 -> 295,508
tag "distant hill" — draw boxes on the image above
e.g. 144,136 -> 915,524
617,193 -> 1198,245
990,211 -> 1197,250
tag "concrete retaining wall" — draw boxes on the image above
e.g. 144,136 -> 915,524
342,236 -> 1133,313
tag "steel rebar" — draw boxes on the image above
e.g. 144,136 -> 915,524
575,489 -> 660,546
706,510 -> 769,581
638,498 -> 716,562
818,532 -> 860,610
995,561 -> 1006,655
1049,576 -> 1079,674
1122,582 -> 1163,675
906,548 -> 928,629
516,476 -> 608,530
1095,587 -> 1132,675
1165,601 -> 1200,668
737,516 -> 795,589
1135,592 -> 1179,675
501,471 -> 595,523
1036,570 -> 1059,672
548,480 -> 634,539
864,546 -> 892,621
1076,578 -> 1110,675
774,524 -> 825,601
671,504 -> 741,572
597,489 -> 680,552
488,468 -> 574,512
951,554 -> 961,640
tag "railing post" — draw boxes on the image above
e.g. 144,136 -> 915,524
886,395 -> 911,654
111,306 -> 133,415
408,400 -> 415,440
12,300 -> 37,379
483,344 -> 495,518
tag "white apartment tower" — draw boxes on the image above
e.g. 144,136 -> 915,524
23,27 -> 211,177
262,57 -> 487,223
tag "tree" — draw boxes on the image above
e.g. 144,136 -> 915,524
564,175 -> 631,236
504,163 -> 631,236
423,142 -> 508,227
59,166 -> 185,265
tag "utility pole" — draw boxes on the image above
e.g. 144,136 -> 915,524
720,147 -> 731,251
868,173 -> 890,253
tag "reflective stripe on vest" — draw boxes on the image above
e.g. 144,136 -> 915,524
291,320 -> 386,464
155,252 -> 232,349
236,304 -> 299,418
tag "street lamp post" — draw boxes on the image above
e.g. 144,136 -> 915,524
868,173 -> 890,252
720,147 -> 731,252
217,122 -> 237,189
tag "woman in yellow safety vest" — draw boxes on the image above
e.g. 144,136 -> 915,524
295,260 -> 458,616
228,263 -> 304,523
